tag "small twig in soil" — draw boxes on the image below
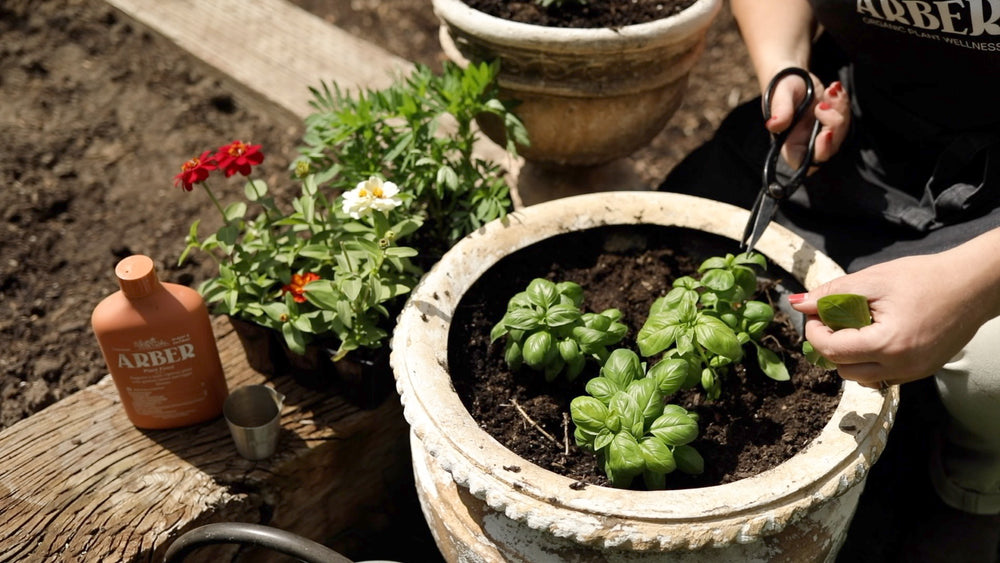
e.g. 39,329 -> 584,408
509,398 -> 558,444
762,333 -> 782,348
562,412 -> 571,456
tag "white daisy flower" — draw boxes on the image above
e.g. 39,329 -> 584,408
342,176 -> 403,219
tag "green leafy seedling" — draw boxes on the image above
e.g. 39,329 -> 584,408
570,349 -> 703,489
635,252 -> 789,400
492,278 -> 627,381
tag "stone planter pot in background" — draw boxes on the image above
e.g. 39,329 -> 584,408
432,0 -> 721,169
390,192 -> 899,562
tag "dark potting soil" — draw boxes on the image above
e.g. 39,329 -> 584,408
449,225 -> 842,489
465,0 -> 697,28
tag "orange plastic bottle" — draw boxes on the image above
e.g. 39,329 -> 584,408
91,255 -> 229,429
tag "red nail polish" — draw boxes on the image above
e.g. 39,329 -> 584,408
828,81 -> 842,96
817,102 -> 832,111
788,293 -> 807,305
825,130 -> 834,141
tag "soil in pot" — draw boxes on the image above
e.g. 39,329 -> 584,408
465,0 -> 697,28
448,224 -> 842,489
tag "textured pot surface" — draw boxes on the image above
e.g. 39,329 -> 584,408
432,0 -> 722,166
391,192 -> 899,561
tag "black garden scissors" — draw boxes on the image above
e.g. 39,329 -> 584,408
741,67 -> 823,255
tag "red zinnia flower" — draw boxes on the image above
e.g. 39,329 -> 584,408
281,272 -> 321,303
214,140 -> 264,178
173,150 -> 217,191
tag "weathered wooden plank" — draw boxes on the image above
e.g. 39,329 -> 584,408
0,318 -> 411,562
104,0 -> 414,120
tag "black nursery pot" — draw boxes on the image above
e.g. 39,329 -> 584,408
228,315 -> 284,376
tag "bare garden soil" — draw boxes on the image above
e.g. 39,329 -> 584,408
0,0 -> 951,561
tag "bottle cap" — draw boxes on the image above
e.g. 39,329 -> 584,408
115,255 -> 160,298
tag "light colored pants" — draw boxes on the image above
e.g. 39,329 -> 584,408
932,314 -> 1000,515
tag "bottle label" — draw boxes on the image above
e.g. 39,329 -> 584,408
110,334 -> 209,420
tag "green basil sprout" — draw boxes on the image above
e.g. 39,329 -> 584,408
570,349 -> 703,489
637,252 -> 790,399
492,279 -> 627,381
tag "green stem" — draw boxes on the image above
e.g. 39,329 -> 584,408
247,178 -> 277,225
201,182 -> 227,220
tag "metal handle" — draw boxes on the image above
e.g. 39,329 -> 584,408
162,522 -> 402,563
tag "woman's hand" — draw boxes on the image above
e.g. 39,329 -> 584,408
788,231 -> 1000,387
765,71 -> 850,170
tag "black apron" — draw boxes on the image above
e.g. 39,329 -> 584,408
659,2 -> 1000,272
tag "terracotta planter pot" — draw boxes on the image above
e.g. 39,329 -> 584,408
390,192 -> 899,561
432,0 -> 721,168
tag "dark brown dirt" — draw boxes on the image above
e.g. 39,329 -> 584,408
448,225 -> 840,489
463,0 -> 696,28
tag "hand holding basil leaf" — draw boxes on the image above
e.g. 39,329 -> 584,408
803,293 -> 872,370
817,293 -> 872,330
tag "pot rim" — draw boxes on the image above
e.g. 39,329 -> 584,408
391,191 -> 898,547
431,0 -> 722,53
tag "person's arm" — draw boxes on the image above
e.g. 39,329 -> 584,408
789,227 -> 1000,386
731,0 -> 847,166
731,0 -> 816,92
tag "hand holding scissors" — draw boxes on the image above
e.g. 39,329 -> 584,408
741,67 -> 824,255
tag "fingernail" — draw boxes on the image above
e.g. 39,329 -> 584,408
766,115 -> 779,124
788,293 -> 807,305
825,130 -> 834,142
828,81 -> 842,96
817,102 -> 832,111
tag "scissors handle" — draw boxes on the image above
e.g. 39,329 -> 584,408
762,67 -> 822,199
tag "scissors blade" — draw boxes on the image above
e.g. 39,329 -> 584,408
741,191 -> 778,255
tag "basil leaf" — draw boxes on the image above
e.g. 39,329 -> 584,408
504,339 -> 523,371
594,429 -> 614,451
609,391 -> 642,438
639,436 -> 677,474
626,378 -> 663,427
570,396 -> 608,433
637,312 -> 682,356
557,339 -> 581,363
585,376 -> 620,404
701,268 -> 735,292
601,349 -> 642,388
650,410 -> 698,446
608,432 -> 645,477
817,293 -> 872,331
526,278 -> 558,308
545,304 -> 582,327
673,444 -> 705,475
503,307 -> 543,331
693,315 -> 743,361
522,330 -> 554,368
754,342 -> 790,381
648,357 -> 689,396
555,281 -> 583,306
803,340 -> 837,370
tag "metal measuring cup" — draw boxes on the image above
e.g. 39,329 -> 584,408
223,385 -> 285,460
